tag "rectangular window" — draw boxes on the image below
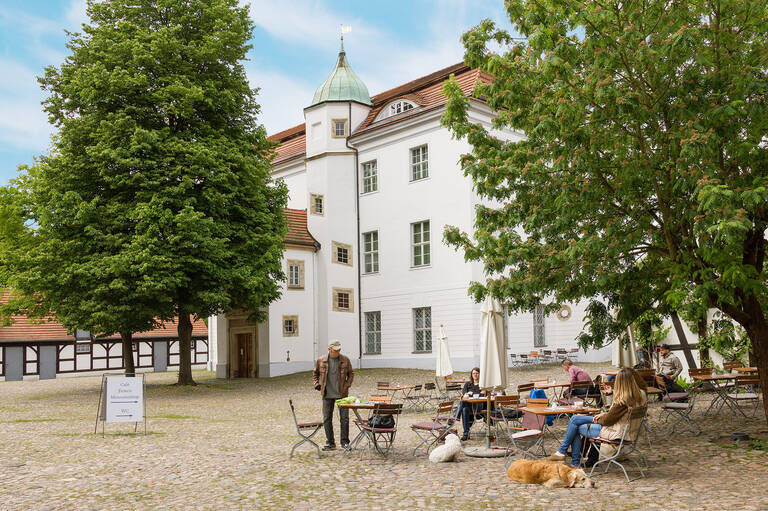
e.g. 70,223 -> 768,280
363,231 -> 379,274
534,305 -> 546,347
332,119 -> 347,138
332,241 -> 353,266
337,246 -> 348,264
283,315 -> 299,337
75,343 -> 91,354
410,145 -> 428,181
362,160 -> 378,193
310,194 -> 324,215
411,220 -> 431,267
332,288 -> 354,312
287,260 -> 304,289
365,311 -> 382,354
413,307 -> 432,352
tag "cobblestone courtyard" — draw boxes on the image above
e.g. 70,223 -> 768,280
1,363 -> 767,510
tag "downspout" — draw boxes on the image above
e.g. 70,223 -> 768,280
346,102 -> 363,367
312,248 -> 318,361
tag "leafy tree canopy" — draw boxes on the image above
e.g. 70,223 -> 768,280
3,0 -> 288,382
442,0 -> 768,417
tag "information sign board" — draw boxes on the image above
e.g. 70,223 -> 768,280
104,376 -> 144,422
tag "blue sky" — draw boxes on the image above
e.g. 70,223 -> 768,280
0,0 -> 516,186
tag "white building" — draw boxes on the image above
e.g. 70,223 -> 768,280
208,43 -> 611,378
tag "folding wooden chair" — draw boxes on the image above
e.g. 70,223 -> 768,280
518,353 -> 530,365
488,395 -> 522,438
411,401 -> 457,456
288,399 -> 323,459
655,375 -> 690,403
502,406 -> 546,466
370,395 -> 392,404
659,384 -> 700,435
568,348 -> 580,361
423,382 -> 439,408
517,382 -> 535,400
403,384 -> 425,411
725,375 -> 761,418
723,361 -> 743,373
361,403 -> 404,458
584,406 -> 649,482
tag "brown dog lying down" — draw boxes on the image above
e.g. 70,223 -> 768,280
507,459 -> 595,488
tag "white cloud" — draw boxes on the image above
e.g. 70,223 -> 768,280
243,0 -> 381,53
65,0 -> 89,30
244,63 -> 315,133
0,59 -> 52,152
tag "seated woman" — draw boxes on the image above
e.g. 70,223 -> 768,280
548,367 -> 647,466
454,367 -> 484,441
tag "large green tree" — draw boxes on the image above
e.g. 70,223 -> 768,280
442,0 -> 768,419
4,0 -> 287,383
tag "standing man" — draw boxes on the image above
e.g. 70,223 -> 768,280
312,339 -> 354,450
657,344 -> 685,393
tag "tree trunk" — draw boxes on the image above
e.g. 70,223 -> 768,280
697,317 -> 710,365
177,312 -> 195,385
670,311 -> 697,369
120,331 -> 136,377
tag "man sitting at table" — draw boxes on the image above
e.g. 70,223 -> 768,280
561,358 -> 594,398
656,344 -> 685,393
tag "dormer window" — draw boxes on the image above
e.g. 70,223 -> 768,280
374,100 -> 416,122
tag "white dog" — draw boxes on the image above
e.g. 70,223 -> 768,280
429,433 -> 462,463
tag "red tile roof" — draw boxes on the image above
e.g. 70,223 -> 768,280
0,291 -> 207,343
284,208 -> 320,251
268,63 -> 492,164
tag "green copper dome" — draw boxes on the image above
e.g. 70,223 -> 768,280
311,41 -> 372,107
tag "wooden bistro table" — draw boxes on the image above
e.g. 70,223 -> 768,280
337,402 -> 375,452
378,385 -> 416,400
690,373 -> 741,417
517,404 -> 601,451
532,381 -> 571,400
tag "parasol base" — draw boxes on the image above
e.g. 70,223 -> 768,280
463,446 -> 506,458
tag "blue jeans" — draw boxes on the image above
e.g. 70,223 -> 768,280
558,414 -> 601,465
456,402 -> 486,435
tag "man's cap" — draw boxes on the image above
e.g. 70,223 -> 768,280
658,343 -> 670,350
328,339 -> 342,350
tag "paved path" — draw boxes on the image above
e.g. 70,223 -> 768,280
1,364 -> 767,510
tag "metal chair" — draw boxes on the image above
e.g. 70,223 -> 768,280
423,382 -> 439,408
411,401 -> 457,456
288,399 -> 323,459
361,403 -> 404,458
584,406 -> 649,482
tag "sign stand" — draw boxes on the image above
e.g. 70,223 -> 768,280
94,373 -> 147,437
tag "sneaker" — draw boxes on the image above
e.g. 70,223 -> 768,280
341,442 -> 350,450
460,433 -> 470,441
546,452 -> 566,461
322,444 -> 336,451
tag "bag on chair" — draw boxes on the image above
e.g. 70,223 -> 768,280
368,414 -> 395,429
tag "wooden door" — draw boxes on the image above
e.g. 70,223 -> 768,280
236,333 -> 252,378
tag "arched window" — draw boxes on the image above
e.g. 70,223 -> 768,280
374,99 -> 417,121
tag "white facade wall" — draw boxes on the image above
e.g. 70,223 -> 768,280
354,111 -> 481,369
267,247 -> 317,374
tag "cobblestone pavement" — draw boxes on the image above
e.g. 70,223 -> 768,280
1,363 -> 767,510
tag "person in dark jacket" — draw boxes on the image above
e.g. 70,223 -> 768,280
312,339 -> 354,450
454,367 -> 485,441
